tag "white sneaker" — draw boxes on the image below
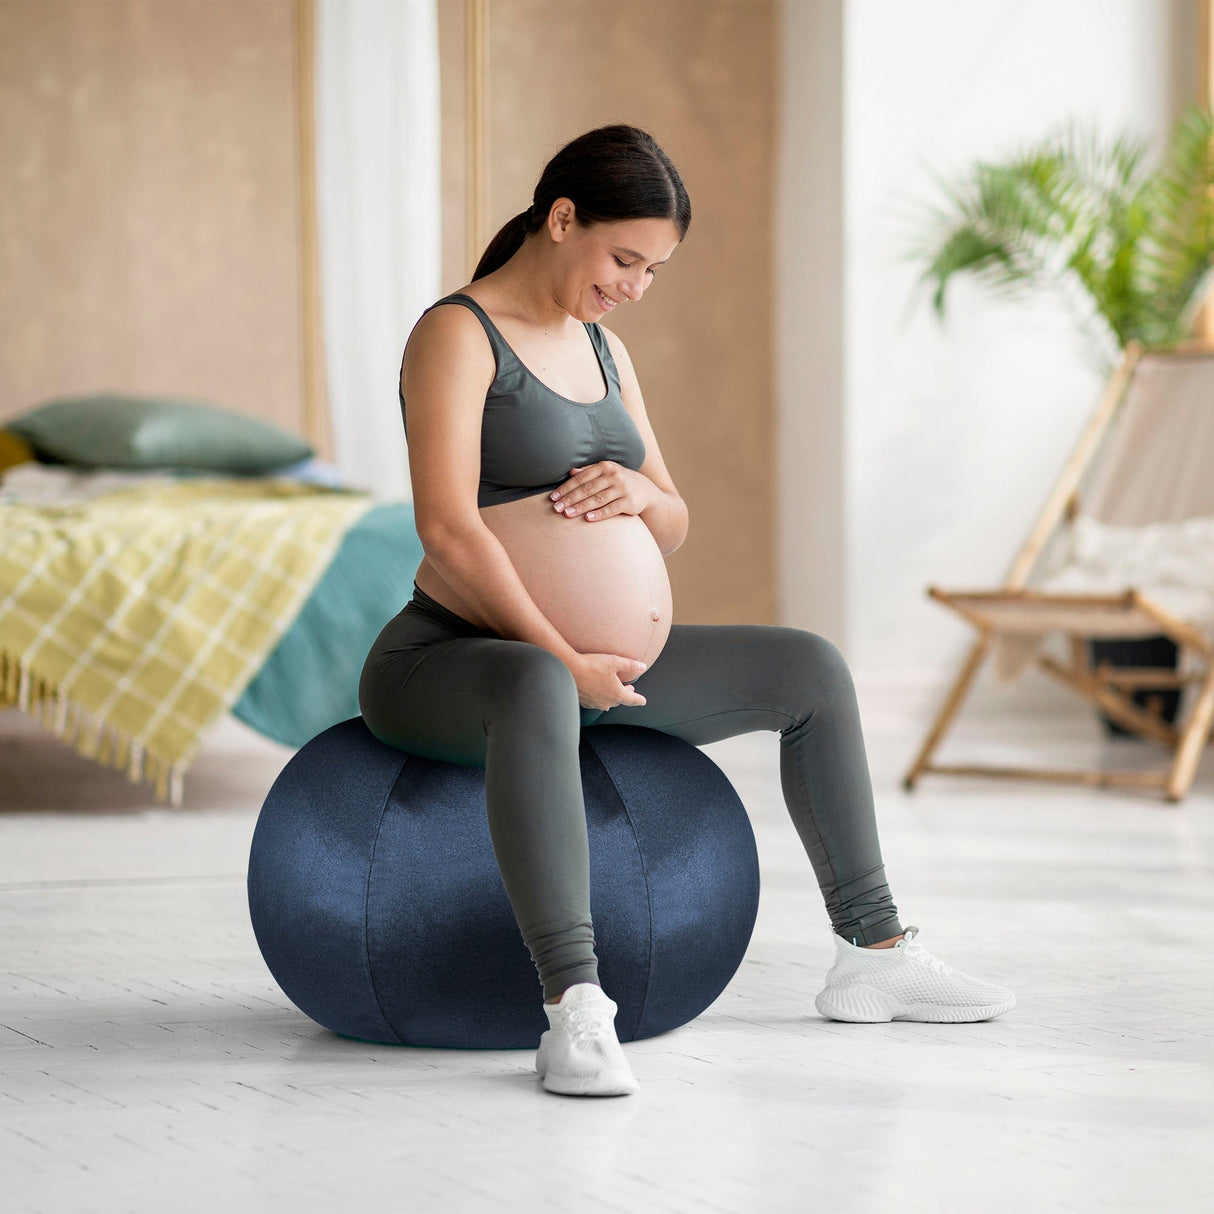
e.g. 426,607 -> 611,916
814,926 -> 1016,1023
535,983 -> 639,1096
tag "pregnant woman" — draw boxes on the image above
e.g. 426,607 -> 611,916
358,124 -> 1014,1098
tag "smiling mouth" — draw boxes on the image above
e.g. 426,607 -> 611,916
594,285 -> 617,309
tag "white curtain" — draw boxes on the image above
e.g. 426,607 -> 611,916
314,0 -> 441,503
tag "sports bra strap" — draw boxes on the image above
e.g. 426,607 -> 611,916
424,293 -> 617,388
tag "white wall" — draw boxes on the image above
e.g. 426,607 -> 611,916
778,0 -> 1198,721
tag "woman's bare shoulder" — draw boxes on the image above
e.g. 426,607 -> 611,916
404,293 -> 494,373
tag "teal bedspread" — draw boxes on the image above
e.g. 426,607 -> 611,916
231,501 -> 424,748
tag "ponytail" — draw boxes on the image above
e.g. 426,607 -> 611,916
471,206 -> 545,282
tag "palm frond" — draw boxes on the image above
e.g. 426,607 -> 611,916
901,103 -> 1214,356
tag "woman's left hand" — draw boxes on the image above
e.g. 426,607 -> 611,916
549,461 -> 657,521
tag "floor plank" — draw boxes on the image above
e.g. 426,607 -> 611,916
1,689 -> 1211,1214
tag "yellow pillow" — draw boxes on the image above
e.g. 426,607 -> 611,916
0,428 -> 36,474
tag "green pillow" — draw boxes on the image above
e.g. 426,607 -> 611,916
7,394 -> 314,473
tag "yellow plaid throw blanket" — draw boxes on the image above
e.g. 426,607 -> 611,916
1,477 -> 375,806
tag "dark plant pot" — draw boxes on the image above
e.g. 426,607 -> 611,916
1087,635 -> 1181,738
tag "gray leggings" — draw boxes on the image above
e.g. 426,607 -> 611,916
358,584 -> 902,1002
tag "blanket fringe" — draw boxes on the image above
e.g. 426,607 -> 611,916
1,647 -> 186,808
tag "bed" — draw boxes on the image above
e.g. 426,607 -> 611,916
0,401 -> 423,807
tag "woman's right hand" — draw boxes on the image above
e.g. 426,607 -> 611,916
568,652 -> 648,710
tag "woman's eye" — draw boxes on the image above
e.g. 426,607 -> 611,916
613,256 -> 657,277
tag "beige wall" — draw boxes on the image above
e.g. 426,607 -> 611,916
439,0 -> 776,625
2,0 -> 775,624
0,0 -> 310,444
776,0 -> 844,642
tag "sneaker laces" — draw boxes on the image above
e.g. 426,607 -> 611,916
563,1001 -> 616,1046
895,926 -> 958,978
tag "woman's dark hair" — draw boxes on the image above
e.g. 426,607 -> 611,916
471,124 -> 691,282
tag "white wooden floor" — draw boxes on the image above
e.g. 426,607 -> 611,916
2,675 -> 1212,1214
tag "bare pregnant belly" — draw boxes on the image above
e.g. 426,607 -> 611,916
413,491 -> 673,670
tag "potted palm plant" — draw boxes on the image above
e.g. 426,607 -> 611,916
902,102 -> 1214,735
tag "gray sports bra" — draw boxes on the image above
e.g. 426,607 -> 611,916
399,291 -> 647,508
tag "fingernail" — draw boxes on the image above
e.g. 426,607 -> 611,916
550,491 -> 560,500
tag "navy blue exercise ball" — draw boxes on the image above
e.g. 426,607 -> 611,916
247,717 -> 760,1049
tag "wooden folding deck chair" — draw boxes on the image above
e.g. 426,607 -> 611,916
904,338 -> 1214,804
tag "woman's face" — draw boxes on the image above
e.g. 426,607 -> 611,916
546,202 -> 681,321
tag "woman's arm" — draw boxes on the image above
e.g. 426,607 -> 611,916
638,489 -> 690,559
600,327 -> 689,557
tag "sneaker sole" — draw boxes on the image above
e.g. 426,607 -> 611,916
539,1068 -> 639,1096
535,1042 -> 639,1096
815,984 -> 1016,1023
